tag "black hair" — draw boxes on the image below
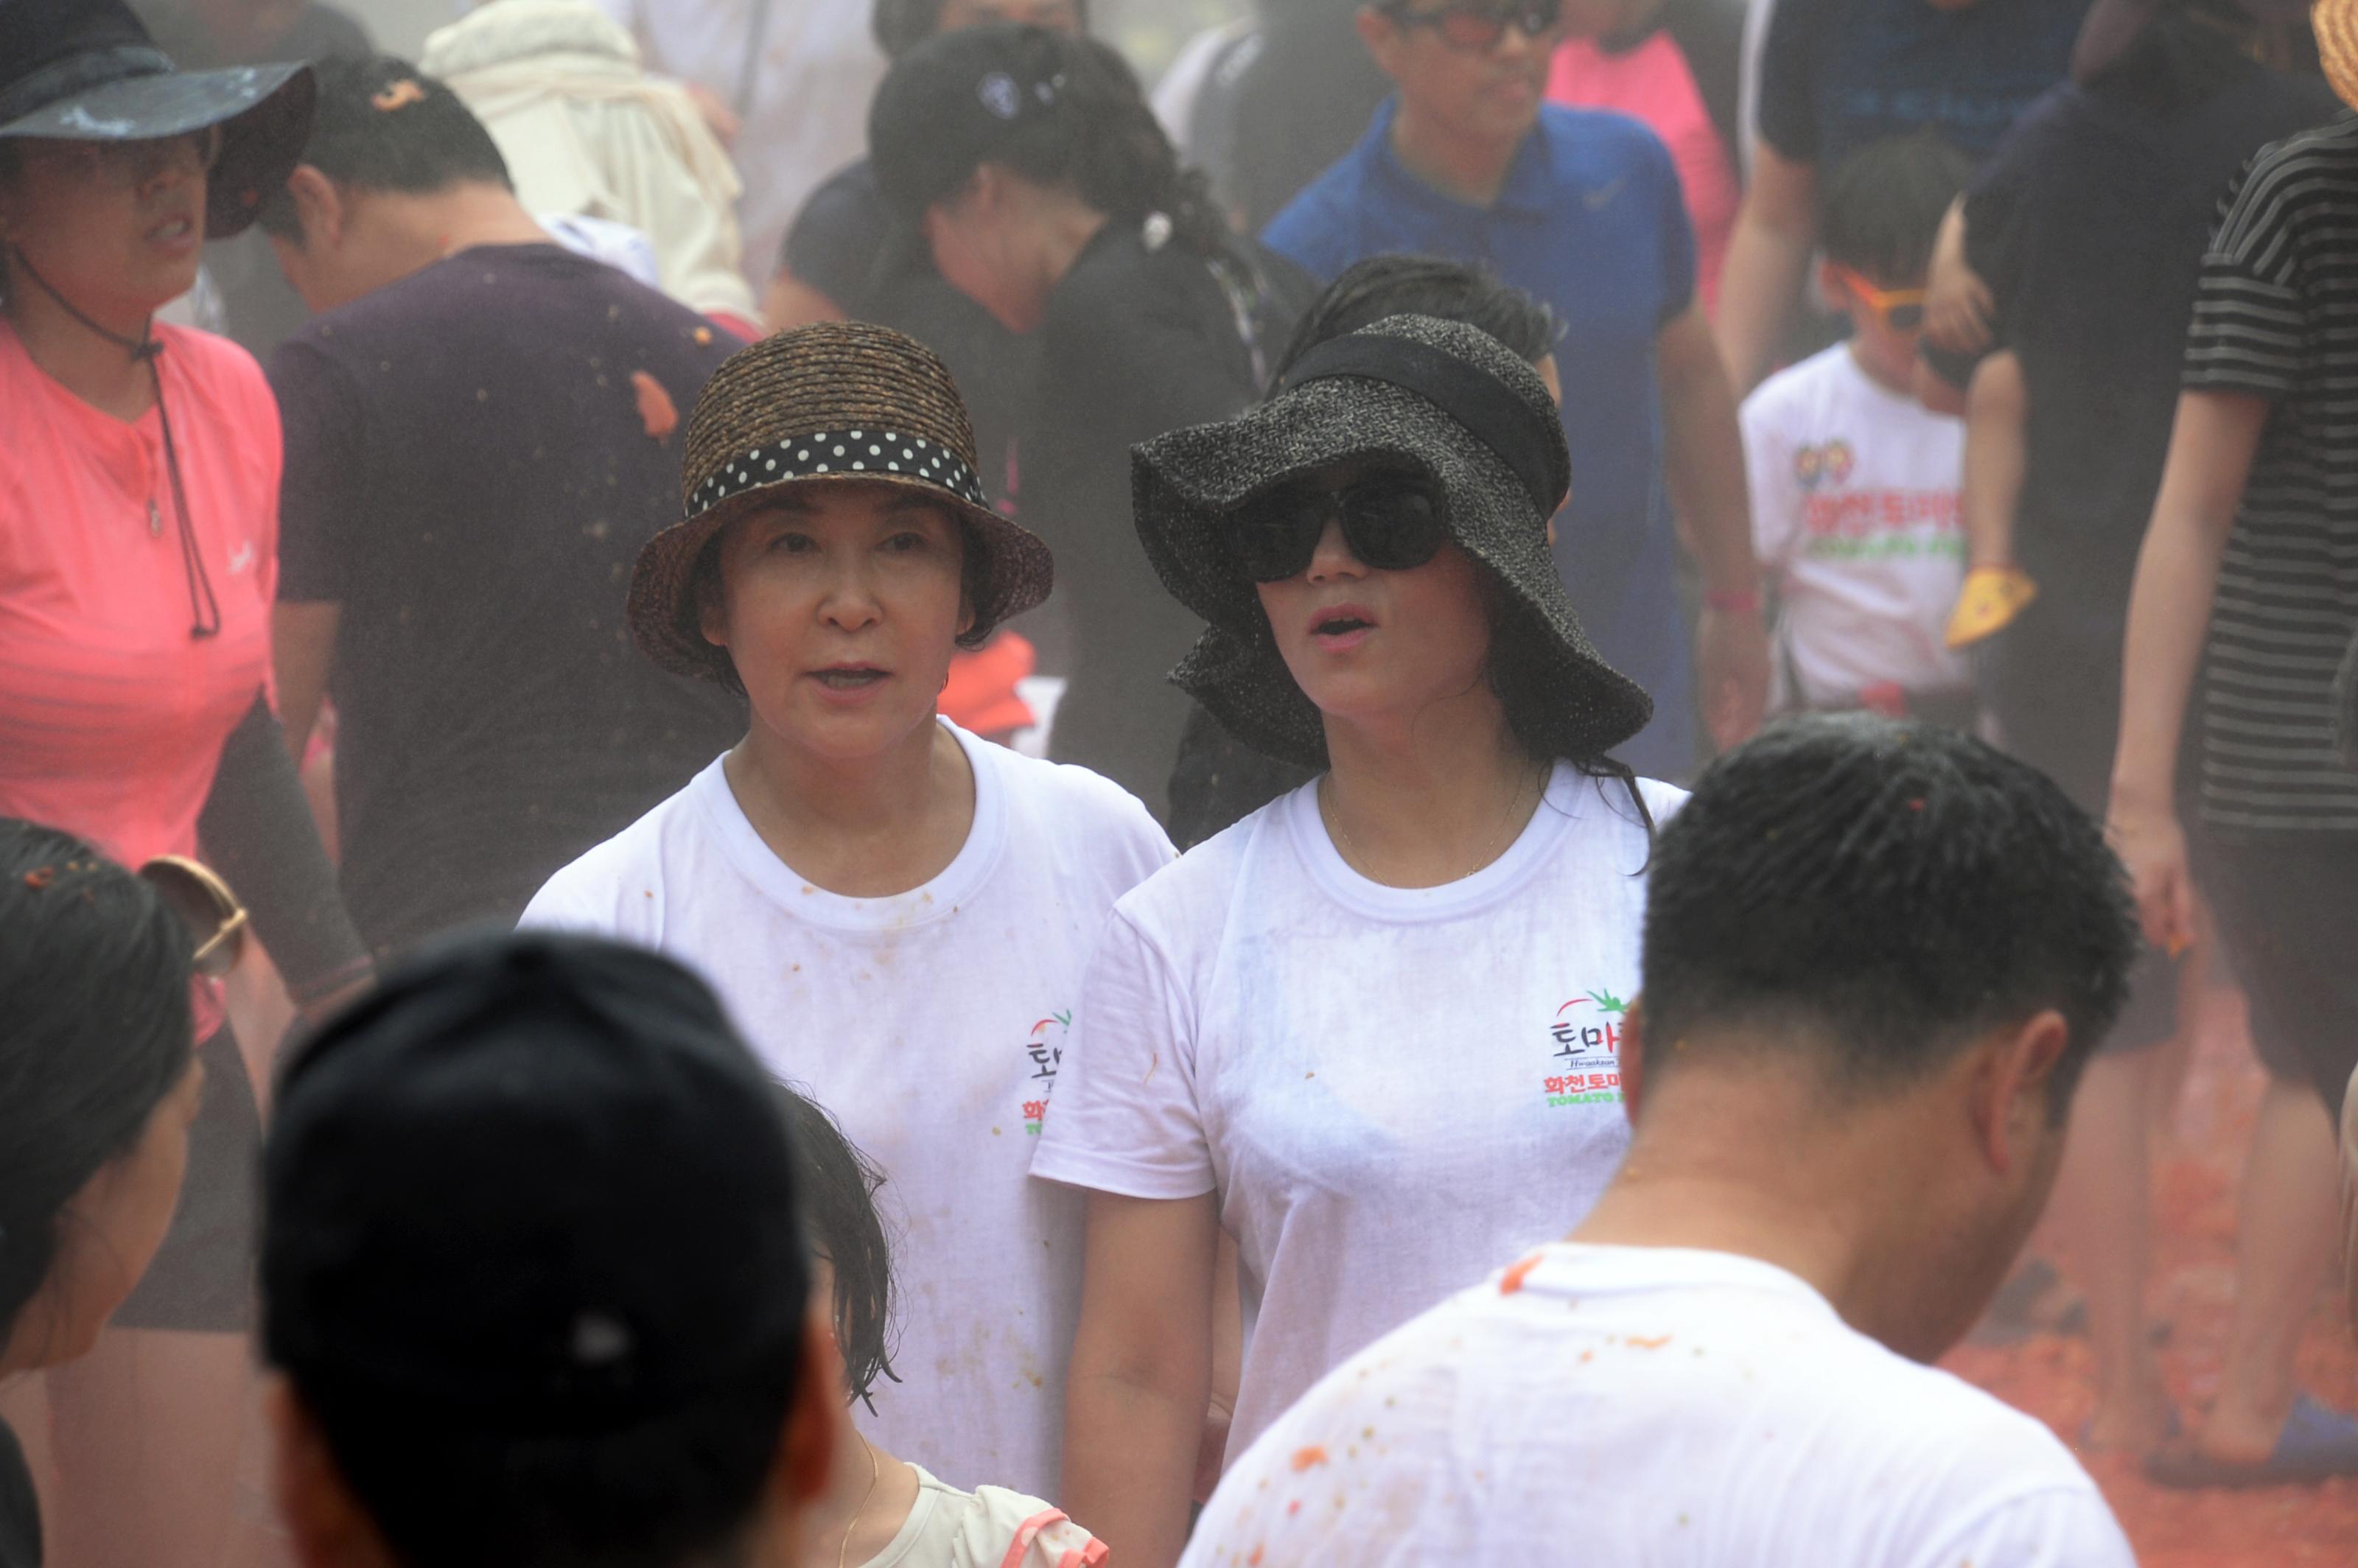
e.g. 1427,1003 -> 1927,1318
256,55 -> 511,242
1817,133 -> 1973,285
772,1084 -> 900,1414
872,0 -> 1092,59
875,27 -> 1233,261
1269,256 -> 1558,396
0,820 -> 194,1356
299,1363 -> 794,1568
1640,715 -> 2138,1119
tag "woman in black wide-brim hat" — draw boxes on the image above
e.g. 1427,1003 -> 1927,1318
0,4 -> 368,1565
1035,314 -> 1681,1561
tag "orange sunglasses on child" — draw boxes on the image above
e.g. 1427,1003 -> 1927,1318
1828,264 -> 1927,332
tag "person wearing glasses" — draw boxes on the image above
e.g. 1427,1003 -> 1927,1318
1038,314 -> 1681,1567
1263,0 -> 1768,783
1739,135 -> 1974,729
0,6 -> 371,1566
0,824 -> 217,1568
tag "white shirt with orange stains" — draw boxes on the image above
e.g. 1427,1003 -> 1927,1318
1181,1244 -> 2134,1568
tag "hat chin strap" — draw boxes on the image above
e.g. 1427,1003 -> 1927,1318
9,244 -> 222,639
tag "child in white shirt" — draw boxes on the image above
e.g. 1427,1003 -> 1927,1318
1743,135 -> 1975,726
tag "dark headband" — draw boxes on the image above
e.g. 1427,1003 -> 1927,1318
1279,335 -> 1562,517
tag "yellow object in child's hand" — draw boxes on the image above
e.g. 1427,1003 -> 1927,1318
1945,566 -> 2040,648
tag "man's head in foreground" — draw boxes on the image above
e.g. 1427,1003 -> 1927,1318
1605,714 -> 2138,1360
259,932 -> 833,1568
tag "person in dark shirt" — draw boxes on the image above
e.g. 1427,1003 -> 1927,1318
0,824 -> 214,1568
1166,255 -> 1566,849
1916,0 -> 2337,1467
259,58 -> 743,956
872,24 -> 1312,819
1718,0 -> 2091,394
764,0 -> 1086,331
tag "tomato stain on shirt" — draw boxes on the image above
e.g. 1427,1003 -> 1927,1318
1626,1334 -> 1673,1350
1290,1446 -> 1329,1473
1500,1253 -> 1543,1295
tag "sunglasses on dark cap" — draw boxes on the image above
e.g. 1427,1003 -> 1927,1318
1231,472 -> 1452,584
139,855 -> 248,980
1382,0 -> 1564,50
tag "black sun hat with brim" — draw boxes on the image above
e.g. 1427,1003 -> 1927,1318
1131,312 -> 1653,771
0,0 -> 315,241
628,319 -> 1054,683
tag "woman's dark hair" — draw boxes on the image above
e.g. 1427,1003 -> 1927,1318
773,1084 -> 898,1413
1477,584 -> 1656,846
873,26 -> 1233,260
1270,257 -> 1558,393
0,820 -> 194,1354
872,0 -> 1092,60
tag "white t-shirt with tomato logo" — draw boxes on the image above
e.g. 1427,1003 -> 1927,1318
519,722 -> 1172,1497
1743,343 -> 1968,710
1032,765 -> 1682,1464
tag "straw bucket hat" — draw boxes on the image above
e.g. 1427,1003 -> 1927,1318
627,321 -> 1054,682
1130,313 -> 1652,771
2318,0 -> 2358,108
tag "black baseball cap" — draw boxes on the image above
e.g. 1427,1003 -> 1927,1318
869,22 -> 1074,220
260,932 -> 810,1437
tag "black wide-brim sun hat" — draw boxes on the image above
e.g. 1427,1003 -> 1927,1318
629,320 -> 1054,682
0,0 -> 315,241
1132,312 -> 1653,771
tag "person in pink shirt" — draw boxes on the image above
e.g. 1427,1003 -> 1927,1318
0,2 -> 368,1564
1550,0 -> 1746,315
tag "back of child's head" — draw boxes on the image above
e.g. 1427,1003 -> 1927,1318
1819,134 -> 1974,286
772,1083 -> 900,1413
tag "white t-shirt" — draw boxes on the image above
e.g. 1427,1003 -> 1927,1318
1743,343 -> 1968,709
521,724 -> 1172,1497
1183,1244 -> 2136,1568
1032,767 -> 1682,1463
858,1466 -> 1104,1568
589,0 -> 884,284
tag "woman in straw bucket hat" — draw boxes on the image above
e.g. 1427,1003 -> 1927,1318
1034,313 -> 1682,1560
2108,0 -> 2358,1491
522,320 -> 1172,1511
0,4 -> 376,1565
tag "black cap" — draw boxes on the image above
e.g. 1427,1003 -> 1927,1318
869,22 -> 1073,220
260,932 -> 810,1437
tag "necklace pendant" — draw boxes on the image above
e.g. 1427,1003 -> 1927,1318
147,499 -> 162,538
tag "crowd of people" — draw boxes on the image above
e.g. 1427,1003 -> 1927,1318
4,0 -> 2358,1565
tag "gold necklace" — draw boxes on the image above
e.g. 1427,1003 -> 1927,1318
1320,763 -> 1545,883
836,1435 -> 881,1568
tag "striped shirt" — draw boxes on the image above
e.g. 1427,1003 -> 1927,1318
2185,116 -> 2358,835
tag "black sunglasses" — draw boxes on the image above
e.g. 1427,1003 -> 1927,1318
1383,0 -> 1564,50
1231,475 -> 1452,584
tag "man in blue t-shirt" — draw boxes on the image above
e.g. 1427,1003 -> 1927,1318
1264,0 -> 1766,780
